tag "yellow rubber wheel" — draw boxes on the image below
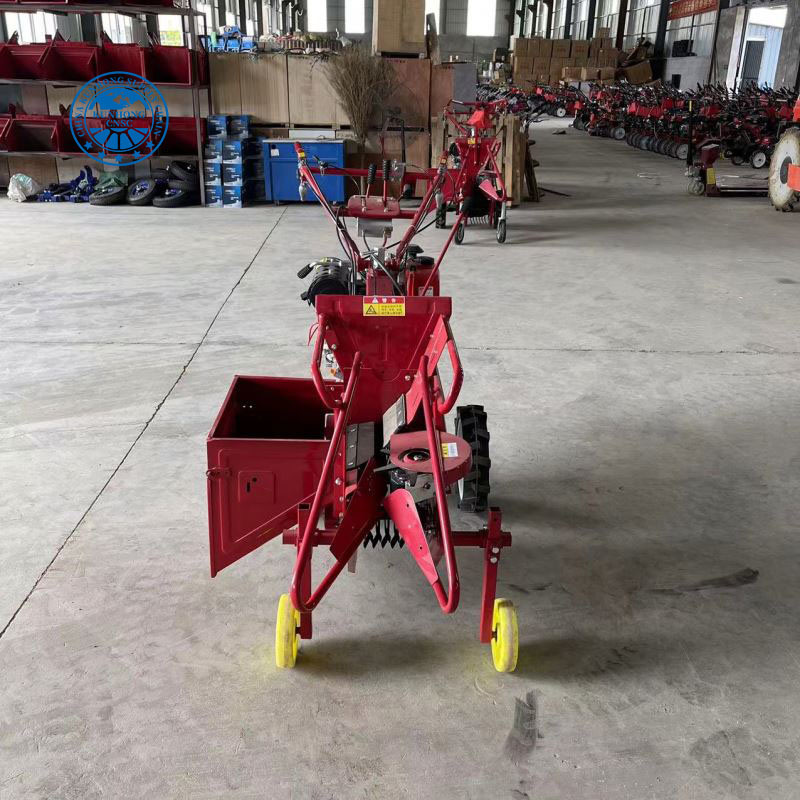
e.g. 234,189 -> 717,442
491,598 -> 519,673
275,593 -> 300,669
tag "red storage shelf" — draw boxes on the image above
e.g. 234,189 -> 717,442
0,112 -> 202,157
45,41 -> 99,82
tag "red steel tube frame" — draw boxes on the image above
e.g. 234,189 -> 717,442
290,352 -> 362,613
418,352 -> 460,613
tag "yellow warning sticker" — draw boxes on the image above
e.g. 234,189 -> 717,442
363,297 -> 406,317
441,442 -> 458,458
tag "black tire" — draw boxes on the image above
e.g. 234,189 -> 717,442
127,178 -> 160,206
749,149 -> 768,169
152,187 -> 198,208
167,160 -> 199,184
435,206 -> 447,229
455,405 -> 491,513
89,186 -> 127,206
168,177 -> 199,191
454,220 -> 465,245
151,168 -> 169,180
496,219 -> 506,243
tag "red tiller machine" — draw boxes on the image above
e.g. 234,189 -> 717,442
206,143 -> 519,672
434,100 -> 511,245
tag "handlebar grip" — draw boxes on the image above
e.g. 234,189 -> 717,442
367,163 -> 377,187
382,159 -> 391,181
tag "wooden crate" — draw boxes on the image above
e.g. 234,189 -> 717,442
5,155 -> 58,187
372,0 -> 426,55
210,52 -> 242,115
287,55 -> 348,127
240,53 -> 289,124
340,128 -> 431,196
373,57 -> 430,129
430,63 -> 477,117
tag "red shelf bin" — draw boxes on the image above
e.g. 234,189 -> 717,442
0,114 -> 76,153
44,41 -> 99,82
0,44 -> 49,80
159,115 -> 204,155
143,44 -> 196,86
143,45 -> 208,86
98,42 -> 146,75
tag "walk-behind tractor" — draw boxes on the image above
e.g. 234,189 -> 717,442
434,100 -> 511,244
769,98 -> 800,212
206,143 -> 519,672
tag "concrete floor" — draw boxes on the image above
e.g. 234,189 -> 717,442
2,118 -> 800,799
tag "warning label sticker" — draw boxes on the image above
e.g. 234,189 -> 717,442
441,442 -> 459,459
363,296 -> 406,317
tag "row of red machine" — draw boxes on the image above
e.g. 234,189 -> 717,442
481,80 -> 800,210
205,101 -> 523,672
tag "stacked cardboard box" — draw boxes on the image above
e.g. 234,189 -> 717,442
512,36 -> 619,85
203,115 -> 266,208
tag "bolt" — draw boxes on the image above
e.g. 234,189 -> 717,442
334,477 -> 342,485
490,556 -> 498,564
492,547 -> 500,554
405,374 -> 411,381
339,496 -> 344,502
331,344 -> 337,350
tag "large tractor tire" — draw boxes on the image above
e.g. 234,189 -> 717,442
769,128 -> 800,212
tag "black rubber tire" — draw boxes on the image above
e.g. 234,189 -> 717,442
167,160 -> 199,184
455,404 -> 491,513
127,178 -> 160,206
168,177 -> 199,191
151,168 -> 169,180
496,219 -> 506,243
89,186 -> 127,206
454,220 -> 465,245
152,187 -> 198,208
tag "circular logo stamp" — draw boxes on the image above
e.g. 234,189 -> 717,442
70,72 -> 169,167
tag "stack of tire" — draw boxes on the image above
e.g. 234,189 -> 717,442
89,161 -> 200,208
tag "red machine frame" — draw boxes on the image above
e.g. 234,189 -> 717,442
207,143 -> 519,672
435,100 -> 511,245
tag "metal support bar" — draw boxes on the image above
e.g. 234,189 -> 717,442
654,0 -> 671,59
615,0 -> 629,49
564,0 -> 574,38
586,0 -> 598,38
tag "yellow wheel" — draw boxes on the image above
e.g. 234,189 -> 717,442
490,598 -> 518,672
275,593 -> 300,669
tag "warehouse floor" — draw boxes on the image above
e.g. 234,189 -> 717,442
3,118 -> 800,799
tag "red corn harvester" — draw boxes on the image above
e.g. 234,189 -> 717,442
206,142 -> 519,672
434,100 -> 511,245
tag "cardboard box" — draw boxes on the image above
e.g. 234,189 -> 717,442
204,185 -> 223,208
511,36 -> 530,56
372,0 -> 426,55
562,66 -> 583,80
622,60 -> 652,84
595,27 -> 611,37
571,41 -> 590,59
551,39 -> 571,58
513,56 -> 534,78
598,67 -> 617,80
223,179 -> 266,208
203,161 -> 222,186
533,57 -> 551,72
538,39 -> 553,58
598,48 -> 619,67
203,139 -> 223,162
222,137 -> 261,163
207,114 -> 228,138
580,66 -> 600,81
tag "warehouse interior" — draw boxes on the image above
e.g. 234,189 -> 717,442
2,0 -> 800,798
